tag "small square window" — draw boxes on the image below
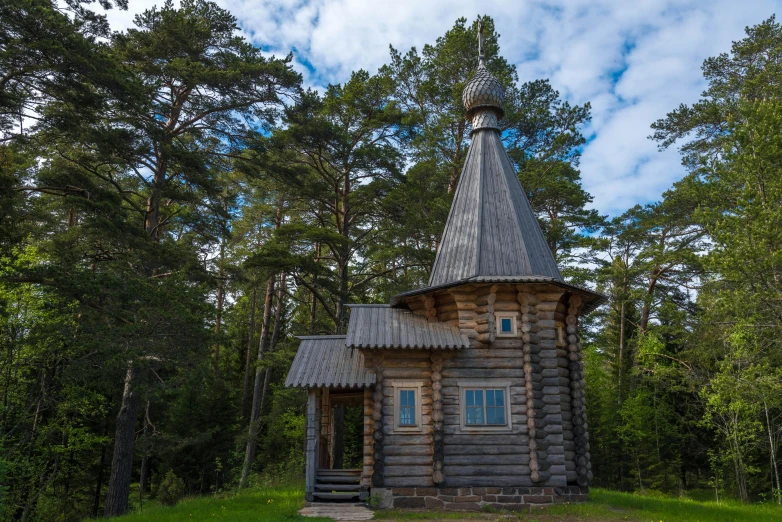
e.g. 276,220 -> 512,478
500,318 -> 513,333
495,313 -> 517,337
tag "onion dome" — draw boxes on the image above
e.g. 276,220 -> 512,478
463,63 -> 505,119
462,21 -> 505,120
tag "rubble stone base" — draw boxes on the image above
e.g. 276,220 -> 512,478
374,486 -> 588,512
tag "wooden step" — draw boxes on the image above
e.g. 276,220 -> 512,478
312,492 -> 360,500
316,475 -> 360,484
315,484 -> 361,491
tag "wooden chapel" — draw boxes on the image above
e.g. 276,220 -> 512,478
284,22 -> 602,511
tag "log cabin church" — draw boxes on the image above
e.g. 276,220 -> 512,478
284,24 -> 603,511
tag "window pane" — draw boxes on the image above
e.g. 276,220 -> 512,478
501,318 -> 512,332
401,406 -> 415,425
399,390 -> 416,426
463,389 -> 508,427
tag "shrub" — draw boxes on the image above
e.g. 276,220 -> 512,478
158,470 -> 185,506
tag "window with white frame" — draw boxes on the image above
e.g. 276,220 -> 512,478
458,380 -> 513,432
388,380 -> 424,432
495,312 -> 517,337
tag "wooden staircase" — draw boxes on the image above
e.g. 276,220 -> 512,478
313,469 -> 362,501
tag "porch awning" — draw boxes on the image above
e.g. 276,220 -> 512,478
284,335 -> 375,389
345,304 -> 469,350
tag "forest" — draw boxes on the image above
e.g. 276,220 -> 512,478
0,0 -> 781,520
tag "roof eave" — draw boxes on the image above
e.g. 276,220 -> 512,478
390,276 -> 607,314
348,343 -> 469,350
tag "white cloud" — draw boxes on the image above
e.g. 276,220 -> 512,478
104,0 -> 782,215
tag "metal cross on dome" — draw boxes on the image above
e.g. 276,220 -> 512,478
477,20 -> 485,66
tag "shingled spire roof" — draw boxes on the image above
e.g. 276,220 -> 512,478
427,22 -> 562,288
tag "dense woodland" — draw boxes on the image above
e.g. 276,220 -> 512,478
0,0 -> 781,519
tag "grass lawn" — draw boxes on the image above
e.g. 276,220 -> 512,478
110,486 -> 782,522
108,485 -> 331,522
377,489 -> 782,522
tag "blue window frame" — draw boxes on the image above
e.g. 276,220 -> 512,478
465,389 -> 506,426
399,389 -> 416,426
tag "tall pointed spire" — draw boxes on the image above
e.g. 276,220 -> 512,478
427,21 -> 562,287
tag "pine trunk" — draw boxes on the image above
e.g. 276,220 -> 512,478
104,363 -> 140,517
309,243 -> 320,334
309,291 -> 317,335
214,228 -> 226,375
238,273 -> 276,488
241,285 -> 258,422
618,300 -> 625,398
139,400 -> 152,497
257,274 -> 287,434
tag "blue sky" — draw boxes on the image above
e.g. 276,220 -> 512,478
107,0 -> 780,216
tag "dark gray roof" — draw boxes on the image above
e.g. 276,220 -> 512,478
345,305 -> 469,350
284,336 -> 375,389
428,124 -> 563,288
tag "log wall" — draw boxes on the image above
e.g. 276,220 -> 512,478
441,285 -> 532,487
362,387 -> 374,488
369,282 -> 589,492
534,290 -> 568,487
379,350 -> 434,487
305,389 -> 320,501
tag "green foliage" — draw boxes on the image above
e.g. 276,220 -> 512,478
157,471 -> 185,507
2,1 -> 782,517
0,450 -> 8,519
518,158 -> 605,274
257,386 -> 307,474
586,16 -> 782,504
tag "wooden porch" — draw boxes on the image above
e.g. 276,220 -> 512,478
305,387 -> 373,502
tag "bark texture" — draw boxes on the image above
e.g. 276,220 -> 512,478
238,273 -> 276,488
104,363 -> 140,517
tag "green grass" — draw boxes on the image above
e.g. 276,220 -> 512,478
111,485 -> 782,522
376,488 -> 782,522
543,488 -> 782,521
109,485 -> 330,522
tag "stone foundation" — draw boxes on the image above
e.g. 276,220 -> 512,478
372,486 -> 588,512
